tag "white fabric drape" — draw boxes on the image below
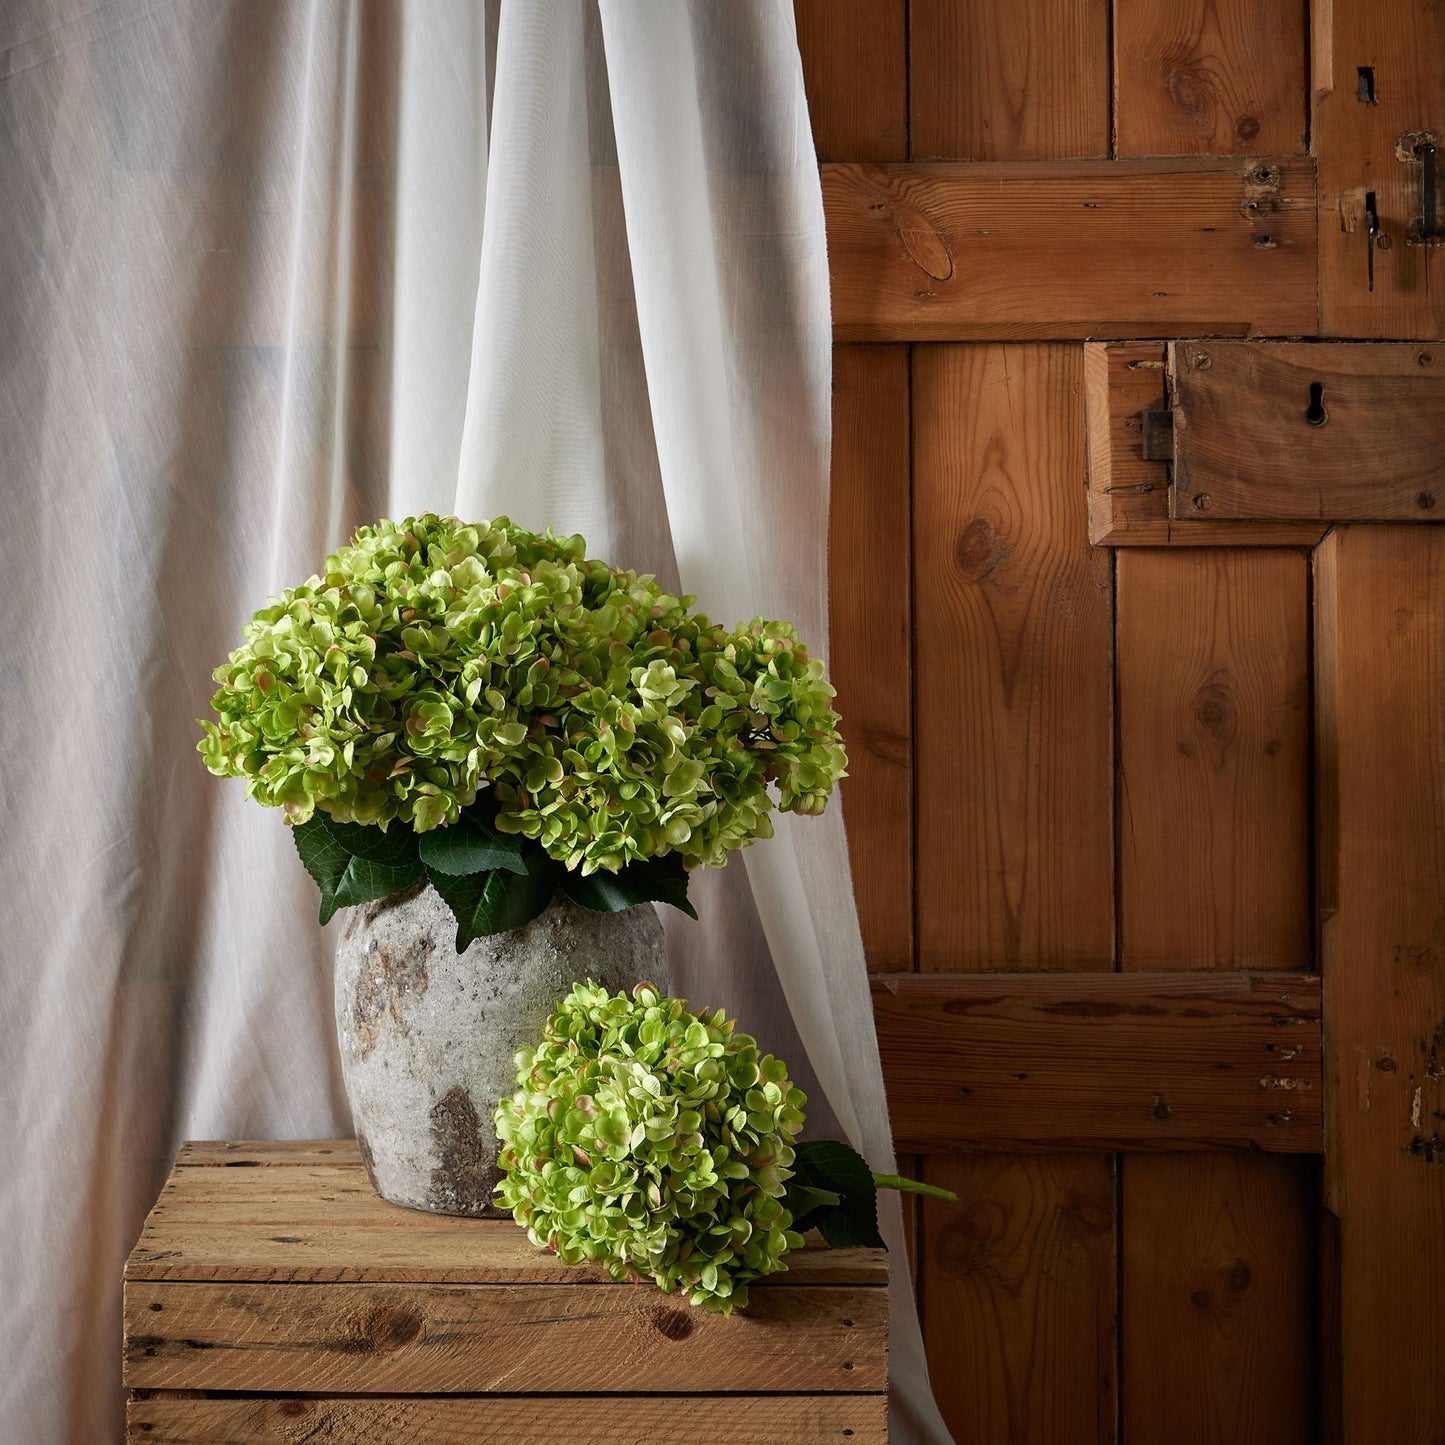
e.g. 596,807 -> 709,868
0,3 -> 949,1440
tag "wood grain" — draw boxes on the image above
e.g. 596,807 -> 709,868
824,159 -> 1318,340
1114,0 -> 1307,156
1120,1154 -> 1317,1445
920,1154 -> 1116,1445
1116,549 -> 1311,969
125,1280 -> 885,1394
873,971 -> 1322,1151
1314,0 -> 1445,338
828,345 -> 912,970
1171,341 -> 1445,520
1083,342 -> 1327,546
125,1393 -> 889,1444
1315,526 -> 1445,1441
912,344 -> 1113,969
909,0 -> 1109,160
129,1143 -> 886,1287
793,0 -> 908,162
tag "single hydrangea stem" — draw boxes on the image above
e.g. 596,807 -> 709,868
871,1173 -> 958,1202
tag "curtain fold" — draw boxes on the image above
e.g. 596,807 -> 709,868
0,3 -> 949,1439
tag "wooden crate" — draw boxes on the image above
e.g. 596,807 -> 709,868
123,1139 -> 889,1443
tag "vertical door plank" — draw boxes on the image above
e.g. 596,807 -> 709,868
1120,1155 -> 1317,1445
1114,0 -> 1307,157
829,345 -> 913,971
913,344 -> 1114,970
921,1154 -> 1117,1445
1314,0 -> 1445,337
1315,526 -> 1445,1441
1116,550 -> 1311,970
909,0 -> 1110,160
1116,548 -> 1317,1440
794,0 -> 909,162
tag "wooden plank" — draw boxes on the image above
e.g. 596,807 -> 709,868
828,344 -> 912,970
1083,342 -> 1327,546
125,1392 -> 889,1444
1120,1155 -> 1317,1445
1314,0 -> 1445,338
1116,550 -> 1312,969
1315,525 -> 1445,1441
909,0 -> 1109,161
793,0 -> 907,163
129,1145 -> 887,1287
913,344 -> 1113,969
920,1154 -> 1116,1445
1114,0 -> 1307,157
873,972 -> 1322,1152
174,1139 -> 362,1167
824,159 -> 1318,341
1116,544 -> 1319,1438
124,1280 -> 887,1394
1171,342 -> 1445,521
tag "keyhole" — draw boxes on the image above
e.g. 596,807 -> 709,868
1304,381 -> 1328,426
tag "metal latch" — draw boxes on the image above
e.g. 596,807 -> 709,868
1401,132 -> 1445,246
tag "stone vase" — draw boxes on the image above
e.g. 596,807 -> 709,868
334,882 -> 668,1217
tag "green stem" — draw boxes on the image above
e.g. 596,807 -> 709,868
872,1173 -> 958,1202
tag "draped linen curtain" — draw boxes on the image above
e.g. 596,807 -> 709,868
0,2 -> 949,1439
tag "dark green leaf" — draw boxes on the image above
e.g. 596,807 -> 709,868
418,813 -> 527,876
560,851 -> 698,919
781,1183 -> 842,1235
292,813 -> 424,925
787,1138 -> 885,1250
427,848 -> 558,951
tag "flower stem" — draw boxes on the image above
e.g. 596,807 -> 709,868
871,1173 -> 958,1201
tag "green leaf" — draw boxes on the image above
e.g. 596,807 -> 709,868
786,1139 -> 885,1250
427,848 -> 558,951
560,851 -> 698,919
418,812 -> 528,877
292,813 -> 424,925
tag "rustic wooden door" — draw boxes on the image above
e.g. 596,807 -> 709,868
798,1 -> 1445,1440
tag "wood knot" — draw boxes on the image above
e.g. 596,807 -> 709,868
954,517 -> 1005,583
1192,680 -> 1238,747
653,1308 -> 694,1341
1236,115 -> 1261,142
1226,1259 -> 1253,1293
349,1302 -> 424,1353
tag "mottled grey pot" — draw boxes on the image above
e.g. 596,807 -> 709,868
335,883 -> 668,1217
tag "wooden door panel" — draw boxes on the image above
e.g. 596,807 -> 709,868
793,0 -> 907,162
828,345 -> 913,971
1120,1154 -> 1317,1445
912,343 -> 1113,971
1315,527 -> 1445,1440
1113,0 -> 1308,158
909,0 -> 1110,161
1116,549 -> 1311,969
920,1154 -> 1117,1445
802,2 -> 1445,1440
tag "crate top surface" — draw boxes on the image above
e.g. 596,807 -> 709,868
125,1139 -> 890,1287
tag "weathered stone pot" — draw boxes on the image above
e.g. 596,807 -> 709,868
335,882 -> 668,1217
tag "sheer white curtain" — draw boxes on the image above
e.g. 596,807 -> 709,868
0,2 -> 949,1439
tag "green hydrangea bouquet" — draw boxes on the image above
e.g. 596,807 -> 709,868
496,982 -> 955,1313
198,514 -> 848,945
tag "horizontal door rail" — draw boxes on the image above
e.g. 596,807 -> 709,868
873,970 -> 1321,1153
825,158 -> 1318,341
